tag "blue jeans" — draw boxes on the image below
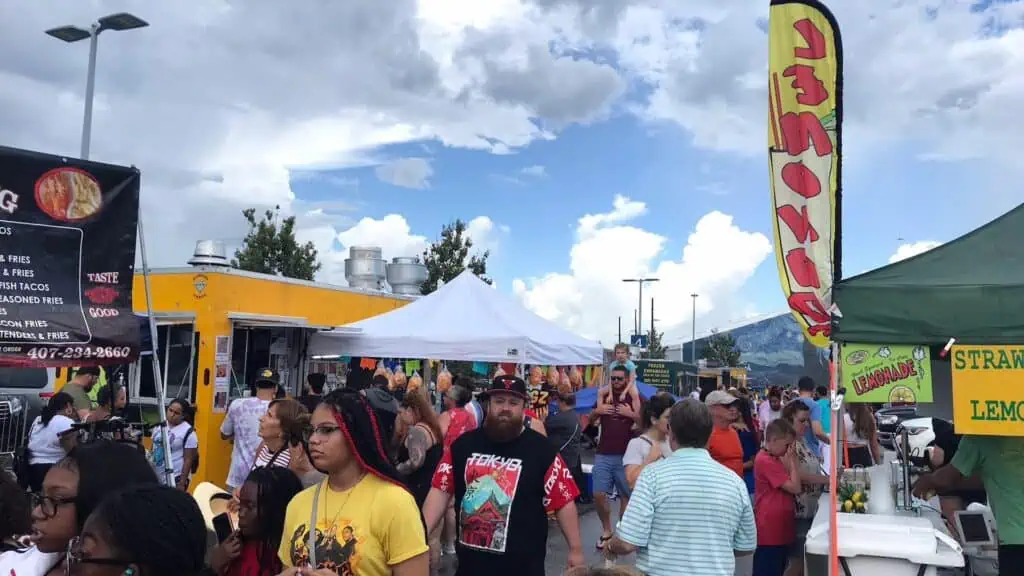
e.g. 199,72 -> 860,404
592,454 -> 630,497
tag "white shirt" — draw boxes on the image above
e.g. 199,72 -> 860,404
0,545 -> 61,576
153,421 -> 199,476
622,433 -> 673,468
844,413 -> 868,446
220,397 -> 270,489
27,415 -> 74,465
758,401 -> 781,431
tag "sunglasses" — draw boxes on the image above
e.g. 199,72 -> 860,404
609,376 -> 625,382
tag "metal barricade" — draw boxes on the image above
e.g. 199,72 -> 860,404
0,394 -> 29,473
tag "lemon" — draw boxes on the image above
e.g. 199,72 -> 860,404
844,500 -> 854,512
856,501 -> 865,511
852,491 -> 863,503
889,386 -> 916,406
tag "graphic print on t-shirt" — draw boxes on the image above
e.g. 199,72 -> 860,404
460,452 -> 523,554
288,520 -> 361,575
527,385 -> 552,420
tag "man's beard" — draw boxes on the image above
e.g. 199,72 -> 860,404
484,412 -> 523,443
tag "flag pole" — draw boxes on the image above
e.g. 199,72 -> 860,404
828,341 -> 841,576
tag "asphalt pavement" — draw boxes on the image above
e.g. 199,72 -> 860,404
438,501 -> 637,575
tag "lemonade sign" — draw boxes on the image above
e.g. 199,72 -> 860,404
951,345 -> 1024,436
840,343 -> 933,403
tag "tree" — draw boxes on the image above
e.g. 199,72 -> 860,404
640,328 -> 665,359
421,219 -> 491,295
231,206 -> 321,281
700,329 -> 742,366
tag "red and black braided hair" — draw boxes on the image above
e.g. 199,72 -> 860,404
319,389 -> 407,491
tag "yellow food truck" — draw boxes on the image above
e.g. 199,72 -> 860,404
121,247 -> 415,488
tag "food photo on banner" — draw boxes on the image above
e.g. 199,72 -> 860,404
0,145 -> 140,367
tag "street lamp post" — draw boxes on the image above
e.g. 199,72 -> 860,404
622,277 -> 659,343
43,12 -> 169,487
690,293 -> 698,364
45,12 -> 149,160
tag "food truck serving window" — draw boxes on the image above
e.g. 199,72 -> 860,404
227,313 -> 330,399
134,319 -> 198,406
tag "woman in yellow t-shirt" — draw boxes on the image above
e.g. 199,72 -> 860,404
278,389 -> 429,576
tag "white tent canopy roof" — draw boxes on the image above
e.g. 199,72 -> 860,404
308,270 -> 603,365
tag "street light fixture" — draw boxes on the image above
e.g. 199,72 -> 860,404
623,277 -> 659,343
44,12 -> 149,159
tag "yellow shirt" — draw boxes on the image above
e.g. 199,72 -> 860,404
278,474 -> 428,575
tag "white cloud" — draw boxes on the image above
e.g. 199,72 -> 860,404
889,241 -> 942,264
466,216 -> 509,255
521,165 -> 547,177
375,157 -> 434,189
513,195 -> 773,344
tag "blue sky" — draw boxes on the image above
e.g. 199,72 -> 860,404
5,0 -> 1022,345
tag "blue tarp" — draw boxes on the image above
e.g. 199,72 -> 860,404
573,381 -> 679,414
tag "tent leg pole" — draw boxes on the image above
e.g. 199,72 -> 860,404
138,215 -> 174,487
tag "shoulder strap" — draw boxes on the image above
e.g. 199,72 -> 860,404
637,435 -> 653,447
559,421 -> 580,453
308,481 -> 323,568
251,442 -> 266,471
414,422 -> 437,445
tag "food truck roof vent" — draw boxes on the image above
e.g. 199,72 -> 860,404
187,240 -> 230,267
387,257 -> 427,295
344,246 -> 386,291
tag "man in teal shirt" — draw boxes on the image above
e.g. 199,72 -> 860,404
815,385 -> 831,435
913,435 -> 1024,568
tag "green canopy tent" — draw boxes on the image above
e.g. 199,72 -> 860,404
833,203 -> 1024,345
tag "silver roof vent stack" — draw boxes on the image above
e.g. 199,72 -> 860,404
187,240 -> 230,267
344,246 -> 386,290
386,257 -> 427,295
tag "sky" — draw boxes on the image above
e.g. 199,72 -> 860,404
1,0 -> 1023,348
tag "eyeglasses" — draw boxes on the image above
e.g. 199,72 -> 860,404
30,492 -> 76,519
66,536 -> 133,570
609,376 -> 625,382
303,424 -> 341,442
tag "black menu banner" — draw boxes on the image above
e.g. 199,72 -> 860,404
0,145 -> 140,367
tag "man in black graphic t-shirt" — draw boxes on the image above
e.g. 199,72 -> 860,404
422,375 -> 583,575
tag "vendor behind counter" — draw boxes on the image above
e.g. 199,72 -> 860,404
914,433 -> 1024,570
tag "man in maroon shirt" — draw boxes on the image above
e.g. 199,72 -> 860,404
593,365 -> 641,550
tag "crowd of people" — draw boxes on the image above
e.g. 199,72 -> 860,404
7,343 -> 1019,576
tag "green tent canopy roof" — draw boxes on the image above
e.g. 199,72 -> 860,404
833,203 -> 1024,345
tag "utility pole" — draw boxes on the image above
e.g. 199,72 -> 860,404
618,316 -> 622,343
650,298 -> 654,336
623,277 -> 660,340
690,293 -> 698,364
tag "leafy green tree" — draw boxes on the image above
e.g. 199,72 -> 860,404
640,329 -> 665,359
231,206 -> 321,281
700,329 -> 742,366
421,219 -> 491,295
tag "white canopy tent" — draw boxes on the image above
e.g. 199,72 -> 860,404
308,270 -> 603,365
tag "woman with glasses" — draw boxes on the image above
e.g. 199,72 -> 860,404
0,440 -> 158,576
780,401 -> 829,576
207,467 -> 303,576
277,389 -> 428,576
68,483 -> 206,576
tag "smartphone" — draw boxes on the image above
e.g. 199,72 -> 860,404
212,512 -> 234,543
